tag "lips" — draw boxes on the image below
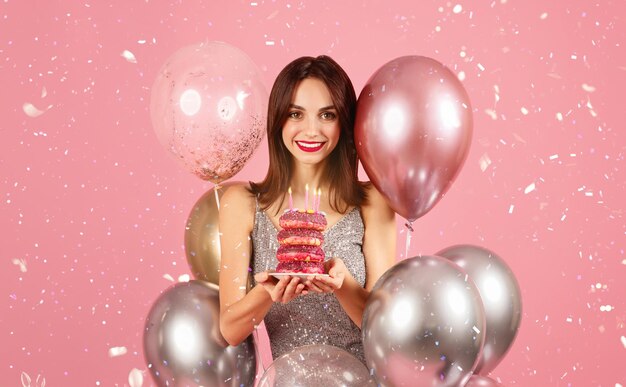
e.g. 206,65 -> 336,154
296,141 -> 325,153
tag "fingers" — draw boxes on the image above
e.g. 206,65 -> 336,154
273,276 -> 304,304
254,271 -> 269,283
283,276 -> 301,297
272,275 -> 291,295
305,280 -> 324,293
306,276 -> 336,293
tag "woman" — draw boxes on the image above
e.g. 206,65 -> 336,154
218,55 -> 396,363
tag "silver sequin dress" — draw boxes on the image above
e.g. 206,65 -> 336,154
251,202 -> 367,364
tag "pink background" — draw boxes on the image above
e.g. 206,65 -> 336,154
2,1 -> 624,385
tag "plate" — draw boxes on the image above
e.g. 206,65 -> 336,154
269,272 -> 329,279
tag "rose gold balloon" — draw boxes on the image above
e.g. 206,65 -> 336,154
184,182 -> 250,288
150,41 -> 267,183
465,375 -> 504,386
355,56 -> 472,222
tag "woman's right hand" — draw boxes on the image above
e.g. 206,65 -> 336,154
254,272 -> 308,303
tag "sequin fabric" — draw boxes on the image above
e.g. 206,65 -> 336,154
251,202 -> 367,364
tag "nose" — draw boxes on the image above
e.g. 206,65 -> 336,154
303,115 -> 321,137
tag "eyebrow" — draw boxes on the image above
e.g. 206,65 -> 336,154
289,104 -> 336,112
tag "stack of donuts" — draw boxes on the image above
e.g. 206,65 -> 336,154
276,209 -> 327,274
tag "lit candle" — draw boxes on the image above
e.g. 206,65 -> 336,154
305,184 -> 309,211
316,188 -> 321,212
312,187 -> 317,213
288,186 -> 293,211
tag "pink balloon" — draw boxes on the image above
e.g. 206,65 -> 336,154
150,41 -> 267,183
355,56 -> 472,222
464,375 -> 504,386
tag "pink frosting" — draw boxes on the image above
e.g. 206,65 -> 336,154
279,209 -> 327,231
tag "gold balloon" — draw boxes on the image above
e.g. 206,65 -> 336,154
185,182 -> 244,287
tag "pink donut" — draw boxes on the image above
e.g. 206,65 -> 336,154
276,261 -> 325,274
277,228 -> 324,246
279,210 -> 327,231
276,245 -> 325,262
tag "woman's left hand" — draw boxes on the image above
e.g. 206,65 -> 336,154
305,257 -> 346,294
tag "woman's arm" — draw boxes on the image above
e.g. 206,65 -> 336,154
360,183 -> 397,292
306,183 -> 397,328
218,184 -> 271,346
218,184 -> 306,346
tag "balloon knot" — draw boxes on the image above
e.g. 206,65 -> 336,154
405,221 -> 414,232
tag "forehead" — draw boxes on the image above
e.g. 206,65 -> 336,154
291,78 -> 334,107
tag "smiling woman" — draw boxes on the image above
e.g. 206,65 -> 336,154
217,55 -> 397,364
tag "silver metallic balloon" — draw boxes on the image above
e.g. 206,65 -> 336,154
143,280 -> 257,386
362,256 -> 486,387
437,245 -> 522,376
464,375 -> 504,386
258,344 -> 376,387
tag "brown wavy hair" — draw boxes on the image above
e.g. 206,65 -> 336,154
249,55 -> 366,214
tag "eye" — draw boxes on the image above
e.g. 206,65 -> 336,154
320,111 -> 337,120
288,111 -> 303,119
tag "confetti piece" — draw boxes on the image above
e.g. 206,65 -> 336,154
23,102 -> 52,118
163,274 -> 175,282
485,109 -> 497,120
524,182 -> 536,194
12,258 -> 27,272
556,112 -> 563,121
521,107 -> 529,115
621,336 -> 626,349
178,274 -> 190,282
539,12 -> 548,19
472,325 -> 481,334
121,50 -> 137,63
21,372 -> 31,387
512,132 -> 527,143
128,368 -> 144,387
582,83 -> 596,92
41,87 -> 47,98
108,346 -> 128,357
452,4 -> 463,13
479,153 -> 491,172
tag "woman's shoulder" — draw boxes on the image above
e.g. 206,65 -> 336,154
361,181 -> 386,207
359,182 -> 395,218
220,182 -> 257,220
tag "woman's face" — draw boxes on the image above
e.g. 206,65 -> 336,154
282,78 -> 340,166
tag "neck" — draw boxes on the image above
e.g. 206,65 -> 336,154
289,161 -> 327,193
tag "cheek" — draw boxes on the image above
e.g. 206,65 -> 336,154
281,125 -> 292,146
326,124 -> 341,144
